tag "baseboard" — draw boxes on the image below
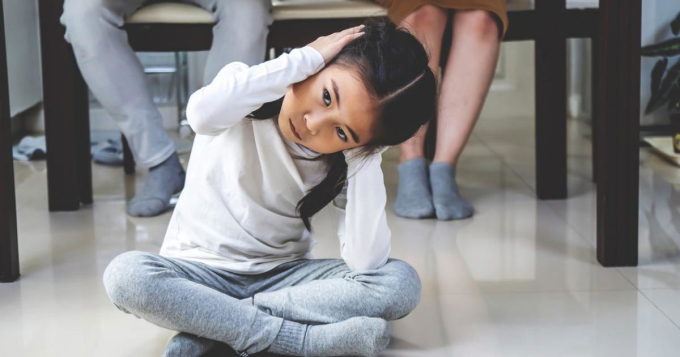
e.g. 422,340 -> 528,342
10,103 -> 43,139
10,113 -> 24,139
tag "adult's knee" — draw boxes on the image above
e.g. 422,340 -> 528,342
103,250 -> 159,310
213,0 -> 273,36
368,259 -> 422,321
454,9 -> 501,40
60,0 -> 124,45
408,5 -> 447,31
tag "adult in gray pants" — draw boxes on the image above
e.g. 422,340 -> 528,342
60,0 -> 273,217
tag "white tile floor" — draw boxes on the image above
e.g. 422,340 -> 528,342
3,113 -> 680,356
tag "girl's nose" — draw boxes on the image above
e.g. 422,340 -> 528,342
304,114 -> 322,136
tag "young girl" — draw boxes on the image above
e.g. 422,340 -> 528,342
103,20 -> 436,357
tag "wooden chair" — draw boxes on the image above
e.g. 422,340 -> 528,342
34,0 -> 641,270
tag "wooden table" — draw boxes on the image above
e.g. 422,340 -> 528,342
24,0 -> 641,272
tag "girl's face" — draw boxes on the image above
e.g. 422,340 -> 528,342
278,64 -> 377,154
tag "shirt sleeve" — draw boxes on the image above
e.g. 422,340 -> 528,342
332,153 -> 392,271
186,46 -> 325,136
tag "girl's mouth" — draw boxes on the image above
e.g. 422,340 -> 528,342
289,119 -> 302,140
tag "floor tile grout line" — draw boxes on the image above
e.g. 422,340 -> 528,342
471,131 -> 598,247
434,288 -> 645,298
474,130 -> 679,295
638,289 -> 680,331
472,131 -> 645,293
468,132 -> 539,194
615,266 -> 646,293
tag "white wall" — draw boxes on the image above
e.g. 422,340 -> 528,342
2,0 -> 42,118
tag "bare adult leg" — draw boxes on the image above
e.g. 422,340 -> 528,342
393,5 -> 447,219
429,9 -> 500,220
61,0 -> 185,217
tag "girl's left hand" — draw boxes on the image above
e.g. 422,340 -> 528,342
308,25 -> 365,64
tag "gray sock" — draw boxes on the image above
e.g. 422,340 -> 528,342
162,332 -> 219,357
268,317 -> 390,357
127,152 -> 185,217
429,162 -> 473,220
393,158 -> 435,219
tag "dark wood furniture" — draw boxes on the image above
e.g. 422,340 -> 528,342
38,0 -> 93,212
596,0 -> 641,267
1,0 -> 20,283
35,0 -> 641,267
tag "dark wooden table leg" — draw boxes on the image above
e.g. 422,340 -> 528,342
0,0 -> 19,283
591,33 -> 599,183
596,0 -> 641,267
38,0 -> 91,211
534,0 -> 568,200
74,59 -> 93,205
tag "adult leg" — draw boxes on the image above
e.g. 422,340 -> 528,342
189,0 -> 272,84
393,5 -> 447,219
60,0 -> 176,167
60,0 -> 185,217
429,9 -> 501,220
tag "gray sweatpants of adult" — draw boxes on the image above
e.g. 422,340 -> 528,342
60,0 -> 273,168
103,251 -> 422,356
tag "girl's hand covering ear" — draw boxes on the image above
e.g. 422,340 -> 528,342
308,25 -> 365,64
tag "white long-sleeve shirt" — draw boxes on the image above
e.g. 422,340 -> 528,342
159,46 -> 391,273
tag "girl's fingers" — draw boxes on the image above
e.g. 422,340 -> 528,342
333,32 -> 363,51
335,25 -> 365,38
344,32 -> 365,43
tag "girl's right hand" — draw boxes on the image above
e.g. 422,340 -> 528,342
308,25 -> 365,64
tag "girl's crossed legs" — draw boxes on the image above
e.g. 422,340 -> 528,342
102,251 -> 421,356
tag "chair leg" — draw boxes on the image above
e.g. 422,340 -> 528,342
595,0 -> 641,267
74,52 -> 93,205
39,0 -> 90,211
591,34 -> 599,183
534,0 -> 568,200
0,1 -> 19,283
122,134 -> 135,175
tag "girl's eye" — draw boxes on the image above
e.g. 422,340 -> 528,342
323,89 -> 332,107
336,127 -> 348,142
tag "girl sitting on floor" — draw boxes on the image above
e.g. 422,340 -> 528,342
103,19 -> 436,357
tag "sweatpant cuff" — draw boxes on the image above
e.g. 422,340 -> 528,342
267,320 -> 307,356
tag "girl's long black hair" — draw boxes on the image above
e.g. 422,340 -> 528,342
250,18 -> 437,231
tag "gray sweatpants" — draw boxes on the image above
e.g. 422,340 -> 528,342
60,0 -> 273,168
102,251 -> 422,356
